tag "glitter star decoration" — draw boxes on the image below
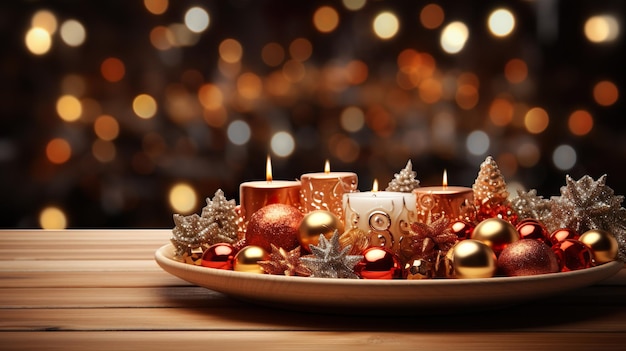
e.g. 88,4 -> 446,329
170,213 -> 211,258
510,189 -> 552,222
258,245 -> 311,276
544,174 -> 626,261
201,189 -> 239,245
300,230 -> 363,279
403,217 -> 457,262
386,160 -> 420,192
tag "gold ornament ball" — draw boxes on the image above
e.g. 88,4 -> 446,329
449,239 -> 497,279
298,210 -> 344,250
471,217 -> 519,253
233,245 -> 269,274
579,229 -> 618,264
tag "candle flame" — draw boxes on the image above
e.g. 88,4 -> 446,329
324,160 -> 330,174
442,169 -> 448,189
372,179 -> 379,192
266,155 -> 273,182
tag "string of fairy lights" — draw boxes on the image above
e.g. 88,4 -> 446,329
1,0 -> 623,228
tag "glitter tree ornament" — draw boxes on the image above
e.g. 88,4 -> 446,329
170,213 -> 211,259
544,174 -> 626,261
201,189 -> 239,245
472,156 -> 518,223
258,245 -> 311,276
510,189 -> 552,222
300,230 -> 363,279
386,160 -> 420,192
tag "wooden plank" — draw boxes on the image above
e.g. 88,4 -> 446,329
0,270 -> 189,288
0,260 -> 161,272
0,229 -> 172,242
1,331 -> 626,351
2,303 -> 626,333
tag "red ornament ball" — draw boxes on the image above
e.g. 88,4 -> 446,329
355,247 -> 401,279
449,220 -> 474,240
497,239 -> 559,276
549,228 -> 579,246
515,219 -> 549,243
201,243 -> 237,270
551,239 -> 593,272
245,204 -> 304,252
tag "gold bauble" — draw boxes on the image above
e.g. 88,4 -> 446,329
579,229 -> 618,264
298,210 -> 344,249
471,217 -> 519,253
449,239 -> 496,279
233,245 -> 269,274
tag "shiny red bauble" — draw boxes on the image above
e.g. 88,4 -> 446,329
355,247 -> 402,279
551,239 -> 593,272
449,220 -> 474,240
201,243 -> 237,270
515,219 -> 549,243
549,228 -> 580,246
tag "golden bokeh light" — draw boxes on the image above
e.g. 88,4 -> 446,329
39,206 -> 67,229
282,59 -> 306,82
340,106 -> 365,132
92,139 -> 116,163
25,27 -> 52,55
585,15 -> 620,43
346,60 -> 368,85
56,95 -> 82,121
488,8 -> 516,37
198,83 -> 223,110
593,80 -> 619,106
342,0 -> 366,11
456,84 -> 479,110
261,42 -> 285,67
144,0 -> 168,15
237,72 -> 263,100
32,10 -> 58,34
168,183 -> 198,214
219,38 -> 243,63
150,26 -> 172,50
313,6 -> 340,33
420,4 -> 444,29
524,107 -> 549,134
373,11 -> 399,40
504,58 -> 528,83
46,138 -> 72,164
440,21 -> 469,54
203,106 -> 228,127
133,94 -> 158,119
489,98 -> 514,126
166,23 -> 199,47
100,57 -> 126,82
94,114 -> 120,141
568,110 -> 594,136
289,38 -> 313,62
419,77 -> 443,104
60,19 -> 86,47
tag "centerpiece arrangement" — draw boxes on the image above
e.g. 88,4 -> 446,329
168,156 -> 624,281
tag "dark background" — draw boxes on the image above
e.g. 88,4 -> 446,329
1,0 -> 624,228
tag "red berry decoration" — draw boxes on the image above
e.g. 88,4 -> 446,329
551,239 -> 593,272
497,239 -> 559,276
449,220 -> 474,240
201,243 -> 237,270
515,219 -> 549,243
549,228 -> 579,246
355,247 -> 401,279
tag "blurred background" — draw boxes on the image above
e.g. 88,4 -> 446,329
1,0 -> 624,229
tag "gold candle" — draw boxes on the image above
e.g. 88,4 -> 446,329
239,156 -> 301,225
300,160 -> 358,222
412,170 -> 475,224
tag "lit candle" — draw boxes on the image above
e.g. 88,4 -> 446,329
412,170 -> 475,224
300,160 -> 358,222
342,179 -> 416,254
239,156 -> 301,225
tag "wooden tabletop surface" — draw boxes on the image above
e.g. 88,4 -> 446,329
1,229 -> 625,351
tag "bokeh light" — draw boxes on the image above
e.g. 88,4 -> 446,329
92,139 -> 116,163
342,0 -> 366,11
168,183 -> 198,214
227,120 -> 251,145
440,21 -> 469,54
46,138 -> 72,164
340,106 -> 365,132
585,15 -> 620,43
313,6 -> 339,33
31,10 -> 58,34
373,12 -> 399,40
94,115 -> 120,141
524,107 -> 549,134
60,19 -> 86,47
184,7 -> 210,33
593,80 -> 619,106
568,110 -> 594,136
289,38 -> 313,62
466,130 -> 490,156
219,38 -> 243,63
25,27 -> 52,55
504,58 -> 527,83
271,132 -> 296,157
56,95 -> 82,121
553,145 -> 577,171
144,0 -> 169,15
488,8 -> 515,37
100,57 -> 126,82
261,42 -> 285,67
133,94 -> 158,119
39,206 -> 67,229
420,4 -> 444,30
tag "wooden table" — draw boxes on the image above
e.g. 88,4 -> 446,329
1,229 -> 625,350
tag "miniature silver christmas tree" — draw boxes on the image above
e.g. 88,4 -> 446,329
386,160 -> 420,192
201,189 -> 238,245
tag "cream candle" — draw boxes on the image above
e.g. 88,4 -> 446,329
412,170 -> 474,224
300,160 -> 358,222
